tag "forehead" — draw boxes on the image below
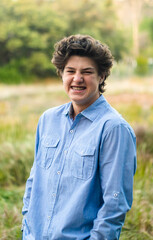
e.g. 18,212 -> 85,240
65,55 -> 98,70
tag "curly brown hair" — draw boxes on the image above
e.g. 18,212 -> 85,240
51,34 -> 113,93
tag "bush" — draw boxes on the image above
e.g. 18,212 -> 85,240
0,65 -> 23,84
135,56 -> 149,76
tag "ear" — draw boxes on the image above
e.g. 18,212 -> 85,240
99,75 -> 105,84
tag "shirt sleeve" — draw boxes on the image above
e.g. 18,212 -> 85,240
22,119 -> 40,217
89,123 -> 137,240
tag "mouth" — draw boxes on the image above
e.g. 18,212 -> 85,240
71,86 -> 86,90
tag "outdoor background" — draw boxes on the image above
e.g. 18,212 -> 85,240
0,0 -> 153,239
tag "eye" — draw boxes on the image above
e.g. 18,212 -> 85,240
83,71 -> 93,74
67,70 -> 75,73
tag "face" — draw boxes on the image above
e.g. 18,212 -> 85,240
62,55 -> 102,116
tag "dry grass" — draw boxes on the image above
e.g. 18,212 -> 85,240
0,77 -> 153,239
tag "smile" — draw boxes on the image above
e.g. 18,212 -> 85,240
71,86 -> 86,90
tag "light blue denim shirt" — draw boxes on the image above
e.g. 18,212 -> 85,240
22,95 -> 137,240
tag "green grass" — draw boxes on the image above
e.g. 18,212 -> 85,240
0,187 -> 24,240
0,79 -> 153,239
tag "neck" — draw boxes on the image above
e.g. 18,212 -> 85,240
72,102 -> 90,119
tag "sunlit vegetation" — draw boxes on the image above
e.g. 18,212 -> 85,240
0,79 -> 153,239
0,0 -> 153,83
0,0 -> 153,239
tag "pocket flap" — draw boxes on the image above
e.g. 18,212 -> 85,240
42,136 -> 60,148
75,146 -> 95,156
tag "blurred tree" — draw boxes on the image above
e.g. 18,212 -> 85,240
0,0 -> 152,82
114,0 -> 153,59
0,0 -> 67,80
52,0 -> 129,61
139,16 -> 153,61
129,0 -> 143,57
135,55 -> 149,75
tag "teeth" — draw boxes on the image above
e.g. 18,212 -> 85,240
72,87 -> 85,90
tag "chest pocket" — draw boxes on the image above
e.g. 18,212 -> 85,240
71,145 -> 95,180
36,136 -> 60,169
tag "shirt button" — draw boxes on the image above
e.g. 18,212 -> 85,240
70,129 -> 73,133
64,150 -> 67,155
48,216 -> 51,219
114,192 -> 118,198
57,171 -> 60,175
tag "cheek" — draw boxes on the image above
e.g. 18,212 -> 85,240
62,78 -> 70,90
89,79 -> 99,89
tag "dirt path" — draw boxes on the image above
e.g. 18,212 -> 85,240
105,93 -> 153,108
0,78 -> 153,108
0,82 -> 63,100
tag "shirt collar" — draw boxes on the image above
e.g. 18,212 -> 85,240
81,95 -> 108,121
63,102 -> 71,116
63,95 -> 108,121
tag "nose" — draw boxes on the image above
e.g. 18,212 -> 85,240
73,72 -> 83,82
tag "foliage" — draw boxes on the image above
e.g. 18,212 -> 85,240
0,0 -> 67,81
139,16 -> 153,60
0,0 -> 153,83
0,187 -> 23,239
0,65 -> 24,84
135,56 -> 149,76
0,0 -> 130,83
0,81 -> 153,239
0,138 -> 34,186
140,16 -> 153,43
120,129 -> 153,239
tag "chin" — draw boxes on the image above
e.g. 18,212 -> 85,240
71,97 -> 86,103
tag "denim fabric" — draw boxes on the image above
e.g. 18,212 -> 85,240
22,95 -> 137,240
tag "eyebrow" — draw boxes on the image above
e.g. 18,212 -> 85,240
65,67 -> 95,71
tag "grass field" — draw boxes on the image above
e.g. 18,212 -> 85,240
0,77 -> 153,239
